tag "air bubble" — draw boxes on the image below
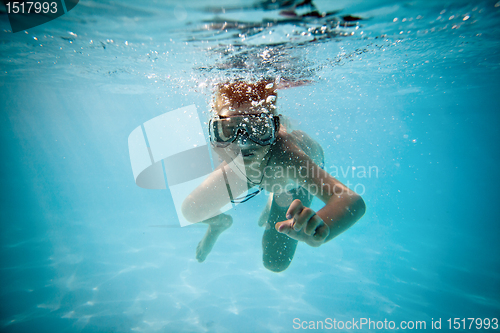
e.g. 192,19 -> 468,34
266,95 -> 276,103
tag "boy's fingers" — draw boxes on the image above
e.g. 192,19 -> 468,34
285,199 -> 304,220
313,223 -> 330,241
275,220 -> 292,233
295,207 -> 316,232
275,220 -> 307,242
276,220 -> 328,246
275,220 -> 297,236
304,213 -> 324,235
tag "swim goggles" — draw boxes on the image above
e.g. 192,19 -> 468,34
209,114 -> 280,148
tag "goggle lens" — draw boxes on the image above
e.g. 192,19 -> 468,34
209,115 -> 278,147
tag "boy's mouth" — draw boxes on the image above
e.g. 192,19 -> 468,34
242,152 -> 254,157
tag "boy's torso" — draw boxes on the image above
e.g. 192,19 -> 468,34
255,130 -> 324,194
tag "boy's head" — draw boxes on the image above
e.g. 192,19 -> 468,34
214,80 -> 278,116
209,80 -> 280,161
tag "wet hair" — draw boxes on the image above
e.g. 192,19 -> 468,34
214,80 -> 278,113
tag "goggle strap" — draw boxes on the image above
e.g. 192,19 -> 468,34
230,187 -> 262,203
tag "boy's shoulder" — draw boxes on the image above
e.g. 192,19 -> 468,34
273,129 -> 324,167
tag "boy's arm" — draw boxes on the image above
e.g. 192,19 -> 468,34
275,155 -> 366,246
181,162 -> 250,223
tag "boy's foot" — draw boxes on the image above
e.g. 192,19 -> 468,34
196,214 -> 233,262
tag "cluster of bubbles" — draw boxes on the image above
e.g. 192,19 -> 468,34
183,0 -> 365,90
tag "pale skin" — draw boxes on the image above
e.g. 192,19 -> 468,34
181,102 -> 366,271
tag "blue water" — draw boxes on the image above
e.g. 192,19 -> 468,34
1,0 -> 499,332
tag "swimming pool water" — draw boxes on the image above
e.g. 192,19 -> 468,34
1,0 -> 499,332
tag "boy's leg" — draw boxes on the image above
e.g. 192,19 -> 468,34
261,187 -> 313,272
196,213 -> 233,262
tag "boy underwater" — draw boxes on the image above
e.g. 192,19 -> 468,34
181,80 -> 365,272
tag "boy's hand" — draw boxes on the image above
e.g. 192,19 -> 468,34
275,199 -> 329,247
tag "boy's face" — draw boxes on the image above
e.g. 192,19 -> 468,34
215,103 -> 274,163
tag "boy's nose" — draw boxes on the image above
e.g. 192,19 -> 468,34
236,132 -> 249,145
235,131 -> 256,148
